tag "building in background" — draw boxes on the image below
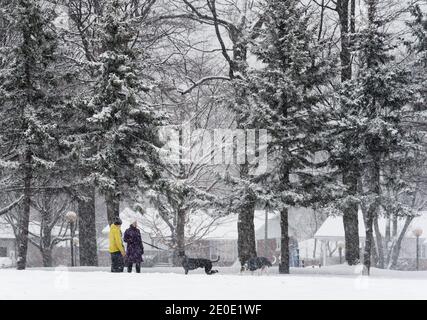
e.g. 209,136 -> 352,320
0,217 -> 74,268
314,210 -> 427,269
99,207 -> 303,267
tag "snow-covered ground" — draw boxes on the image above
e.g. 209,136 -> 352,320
1,264 -> 427,299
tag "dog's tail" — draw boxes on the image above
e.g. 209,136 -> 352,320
211,256 -> 220,263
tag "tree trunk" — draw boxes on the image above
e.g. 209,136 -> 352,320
342,171 -> 360,265
237,197 -> 257,266
279,207 -> 289,274
363,211 -> 374,274
105,189 -> 120,226
390,216 -> 413,269
318,0 -> 325,41
41,219 -> 52,267
363,153 -> 381,275
338,0 -> 360,266
78,186 -> 98,266
173,208 -> 186,266
228,25 -> 259,268
16,149 -> 32,270
313,210 -> 318,259
370,231 -> 379,266
278,153 -> 290,274
41,248 -> 53,267
392,214 -> 398,237
337,0 -> 351,82
374,215 -> 384,268
236,151 -> 257,267
172,125 -> 187,267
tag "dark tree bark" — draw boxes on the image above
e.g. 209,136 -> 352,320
105,189 -> 120,226
392,215 -> 398,237
278,161 -> 290,274
363,152 -> 381,275
337,0 -> 360,265
78,186 -> 98,266
363,210 -> 374,274
279,207 -> 289,274
173,207 -> 186,266
41,202 -> 53,268
337,0 -> 351,82
41,248 -> 53,268
233,42 -> 258,268
237,201 -> 257,266
16,149 -> 32,270
172,127 -> 187,266
342,172 -> 360,265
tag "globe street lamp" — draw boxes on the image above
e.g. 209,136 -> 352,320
413,228 -> 423,271
65,211 -> 78,267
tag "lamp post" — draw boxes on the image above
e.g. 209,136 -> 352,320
65,211 -> 78,267
264,207 -> 268,257
413,228 -> 423,271
73,237 -> 79,267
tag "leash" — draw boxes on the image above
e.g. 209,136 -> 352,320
135,226 -> 168,251
141,239 -> 167,251
133,226 -> 219,255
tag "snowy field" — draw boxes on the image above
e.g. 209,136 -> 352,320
1,265 -> 427,299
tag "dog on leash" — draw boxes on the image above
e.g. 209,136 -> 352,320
241,257 -> 273,273
178,251 -> 220,275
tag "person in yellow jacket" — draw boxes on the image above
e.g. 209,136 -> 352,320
109,216 -> 126,272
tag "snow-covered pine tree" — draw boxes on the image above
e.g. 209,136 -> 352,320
0,0 -> 67,269
243,0 -> 334,273
335,0 -> 360,266
345,0 -> 413,274
375,4 -> 427,269
87,0 -> 164,225
407,4 -> 427,113
312,0 -> 361,266
60,0 -> 103,267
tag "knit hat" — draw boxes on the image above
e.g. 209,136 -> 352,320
113,216 -> 122,225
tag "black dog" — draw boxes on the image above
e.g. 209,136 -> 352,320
179,252 -> 220,275
241,257 -> 273,273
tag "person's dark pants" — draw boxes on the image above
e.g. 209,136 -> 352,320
127,262 -> 141,273
111,251 -> 124,273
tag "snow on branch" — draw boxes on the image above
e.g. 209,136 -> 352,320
178,76 -> 230,95
0,196 -> 23,217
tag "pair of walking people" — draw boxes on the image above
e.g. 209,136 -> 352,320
109,216 -> 144,273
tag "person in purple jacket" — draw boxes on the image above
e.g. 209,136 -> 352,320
123,220 -> 144,273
